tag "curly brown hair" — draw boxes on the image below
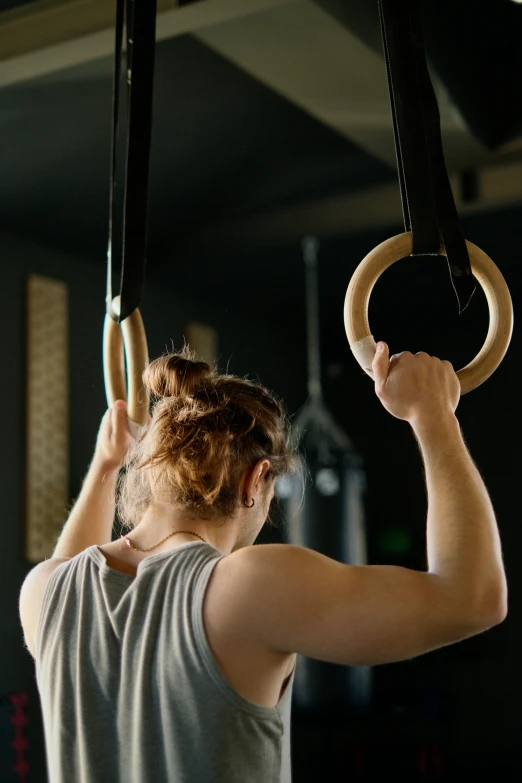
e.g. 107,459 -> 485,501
117,348 -> 297,528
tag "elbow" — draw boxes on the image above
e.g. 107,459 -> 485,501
485,593 -> 508,627
472,581 -> 508,630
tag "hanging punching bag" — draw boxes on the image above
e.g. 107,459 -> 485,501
277,237 -> 372,712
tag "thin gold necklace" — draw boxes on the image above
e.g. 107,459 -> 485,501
121,530 -> 207,553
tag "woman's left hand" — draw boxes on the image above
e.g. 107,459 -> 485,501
94,400 -> 135,470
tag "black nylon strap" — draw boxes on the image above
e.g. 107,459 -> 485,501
106,0 -> 157,323
378,0 -> 476,313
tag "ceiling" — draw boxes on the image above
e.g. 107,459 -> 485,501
0,34 -> 394,263
0,0 -> 521,271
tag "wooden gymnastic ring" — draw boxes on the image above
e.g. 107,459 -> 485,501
103,297 -> 150,428
344,232 -> 513,394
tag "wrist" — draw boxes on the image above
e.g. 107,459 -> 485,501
91,451 -> 122,476
410,410 -> 460,440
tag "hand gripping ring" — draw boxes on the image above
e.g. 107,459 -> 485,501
103,296 -> 150,433
344,232 -> 513,394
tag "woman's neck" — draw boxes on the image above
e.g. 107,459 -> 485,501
128,503 -> 233,554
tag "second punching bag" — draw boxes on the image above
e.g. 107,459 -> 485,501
278,408 -> 373,712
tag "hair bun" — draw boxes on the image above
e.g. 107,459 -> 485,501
144,349 -> 214,398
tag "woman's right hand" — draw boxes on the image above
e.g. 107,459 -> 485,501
371,342 -> 461,425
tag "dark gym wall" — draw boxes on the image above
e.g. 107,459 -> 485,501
299,208 -> 521,776
2,200 -> 521,779
0,229 -> 305,782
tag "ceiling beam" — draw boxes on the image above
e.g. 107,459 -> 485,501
194,159 -> 522,249
0,0 -> 293,88
2,0 -> 516,234
196,0 -> 485,168
0,0 -> 497,171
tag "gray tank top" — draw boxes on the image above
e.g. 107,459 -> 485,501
36,542 -> 295,783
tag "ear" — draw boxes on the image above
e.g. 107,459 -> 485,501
243,459 -> 271,500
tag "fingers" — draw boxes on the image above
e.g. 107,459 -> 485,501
112,400 -> 130,434
100,406 -> 113,438
372,345 -> 454,383
390,351 -> 409,362
372,342 -> 390,387
103,400 -> 126,430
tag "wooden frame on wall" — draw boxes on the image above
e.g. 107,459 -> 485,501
25,275 -> 69,563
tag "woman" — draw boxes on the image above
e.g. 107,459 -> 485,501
20,345 -> 506,782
